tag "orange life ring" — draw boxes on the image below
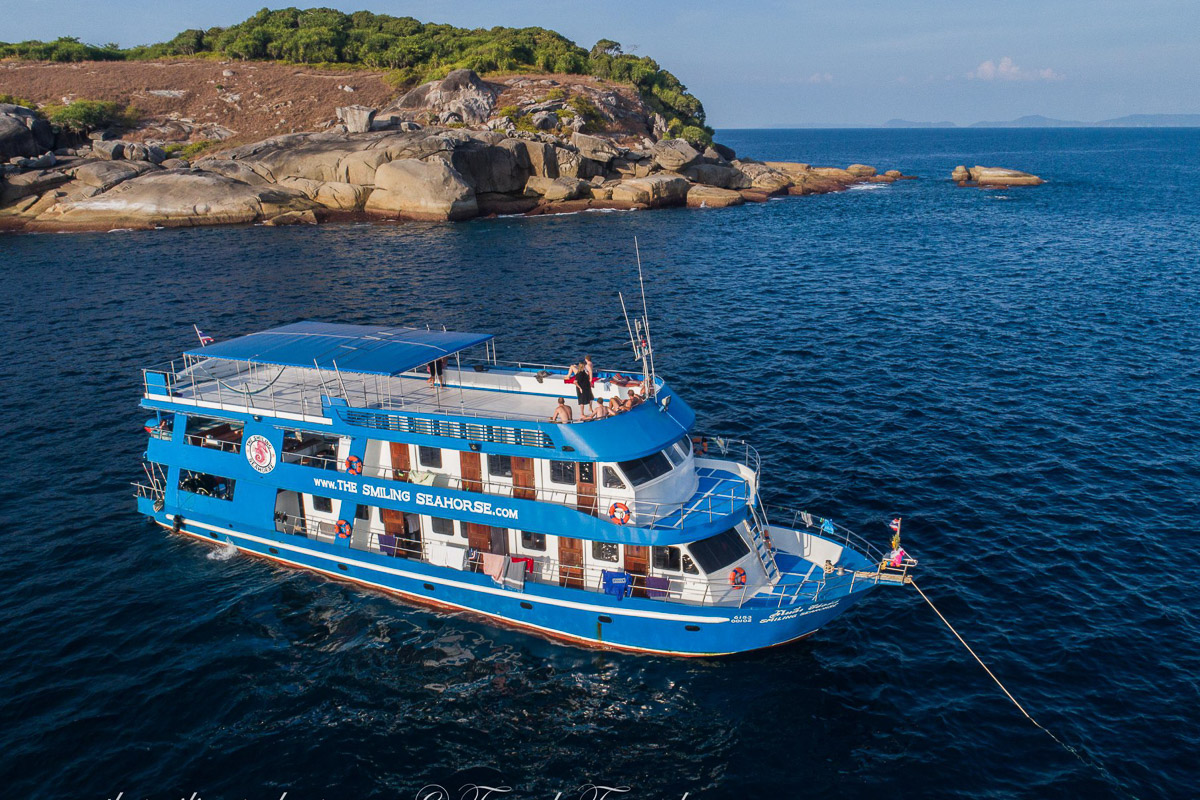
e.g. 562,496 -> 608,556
335,519 -> 352,539
609,502 -> 631,525
729,566 -> 747,587
345,455 -> 363,475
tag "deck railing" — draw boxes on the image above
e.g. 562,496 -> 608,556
761,504 -> 889,565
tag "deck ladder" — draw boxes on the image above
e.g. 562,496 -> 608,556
748,503 -> 780,583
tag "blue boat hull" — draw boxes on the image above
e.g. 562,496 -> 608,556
137,498 -> 876,656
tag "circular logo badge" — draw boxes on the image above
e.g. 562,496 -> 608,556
245,434 -> 276,474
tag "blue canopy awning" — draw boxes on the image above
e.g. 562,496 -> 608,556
185,321 -> 493,376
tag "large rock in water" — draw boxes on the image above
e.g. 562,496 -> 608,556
28,171 -> 316,230
365,157 -> 478,221
0,104 -> 53,160
682,163 -> 752,190
524,176 -> 588,201
966,165 -> 1043,186
610,174 -> 690,208
686,184 -> 745,208
388,69 -> 498,125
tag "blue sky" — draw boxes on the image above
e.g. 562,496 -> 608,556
3,0 -> 1197,126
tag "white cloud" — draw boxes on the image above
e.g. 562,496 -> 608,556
806,72 -> 833,84
967,57 -> 1063,82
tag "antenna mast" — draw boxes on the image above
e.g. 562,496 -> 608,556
634,237 -> 656,397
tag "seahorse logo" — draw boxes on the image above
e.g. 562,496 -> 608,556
245,434 -> 276,473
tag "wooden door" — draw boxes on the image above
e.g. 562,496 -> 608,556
465,522 -> 491,553
381,507 -> 410,557
625,544 -> 648,597
576,462 -> 597,516
558,536 -> 584,588
390,442 -> 411,480
460,450 -> 482,493
512,456 -> 536,500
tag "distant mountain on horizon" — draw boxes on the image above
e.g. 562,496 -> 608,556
883,113 -> 1200,128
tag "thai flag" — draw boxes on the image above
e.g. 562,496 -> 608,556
889,517 -> 902,535
194,325 -> 214,346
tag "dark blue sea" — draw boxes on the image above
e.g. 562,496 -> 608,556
1,128 -> 1198,800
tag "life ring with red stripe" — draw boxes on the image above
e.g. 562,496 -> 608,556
345,455 -> 363,475
729,566 -> 747,587
609,502 -> 631,525
335,519 -> 352,539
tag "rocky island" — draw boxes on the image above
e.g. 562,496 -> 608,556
1,10 -> 911,233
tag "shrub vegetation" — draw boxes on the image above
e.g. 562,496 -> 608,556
0,8 -> 712,144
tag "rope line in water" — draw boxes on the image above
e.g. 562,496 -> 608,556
910,579 -> 1138,800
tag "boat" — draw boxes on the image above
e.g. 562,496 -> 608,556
134,319 -> 916,656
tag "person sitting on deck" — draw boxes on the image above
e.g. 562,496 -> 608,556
623,389 -> 644,410
582,401 -> 611,421
607,396 -> 624,415
549,397 -> 573,424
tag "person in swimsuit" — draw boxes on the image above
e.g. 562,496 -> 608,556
583,401 -> 610,421
624,389 -> 643,409
567,360 -> 594,413
607,396 -> 624,414
549,397 -> 573,424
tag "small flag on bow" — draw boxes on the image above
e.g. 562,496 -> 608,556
194,325 -> 214,346
889,517 -> 902,536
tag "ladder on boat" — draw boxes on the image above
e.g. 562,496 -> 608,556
748,503 -> 780,583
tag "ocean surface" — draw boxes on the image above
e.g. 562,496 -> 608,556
1,128 -> 1198,800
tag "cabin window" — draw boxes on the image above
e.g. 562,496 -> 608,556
672,435 -> 692,462
280,430 -> 341,469
355,504 -> 371,521
430,516 -> 455,537
662,444 -> 684,467
579,463 -> 595,483
488,454 -> 513,478
549,460 -> 576,485
418,446 -> 442,468
178,470 -> 236,501
618,451 -> 672,487
652,545 -> 682,571
688,528 -> 751,573
183,415 -> 244,452
592,541 -> 619,562
520,531 -> 546,551
602,466 -> 627,489
683,553 -> 699,575
312,495 -> 333,513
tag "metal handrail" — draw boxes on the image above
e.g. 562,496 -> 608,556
182,432 -> 243,454
761,504 -> 888,565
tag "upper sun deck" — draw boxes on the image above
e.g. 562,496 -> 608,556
142,321 -> 696,461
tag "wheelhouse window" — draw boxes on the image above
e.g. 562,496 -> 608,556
183,415 -> 244,453
488,454 -> 513,478
672,435 -> 692,462
418,446 -> 442,469
592,541 -> 619,562
549,460 -> 576,485
618,451 -> 672,487
520,531 -> 546,551
682,553 -> 699,575
652,545 -> 682,571
688,528 -> 750,573
602,466 -> 627,489
178,470 -> 236,501
312,495 -> 333,513
430,516 -> 456,536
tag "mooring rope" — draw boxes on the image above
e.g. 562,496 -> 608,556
911,579 -> 1138,799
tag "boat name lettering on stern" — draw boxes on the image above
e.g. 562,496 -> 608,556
760,600 -> 840,623
311,477 -> 519,521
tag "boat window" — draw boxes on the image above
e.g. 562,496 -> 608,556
672,435 -> 692,462
579,463 -> 595,483
618,451 -> 672,487
549,460 -> 576,485
280,430 -> 340,467
355,504 -> 371,521
683,553 -> 699,574
312,495 -> 333,513
592,541 -> 619,562
662,443 -> 683,467
418,446 -> 442,469
183,415 -> 245,452
488,454 -> 513,478
688,528 -> 750,573
178,470 -> 236,501
602,466 -> 627,489
652,545 -> 681,571
430,516 -> 455,536
521,531 -> 546,551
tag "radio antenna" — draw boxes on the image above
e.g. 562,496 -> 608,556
634,238 -> 656,397
618,291 -> 638,359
